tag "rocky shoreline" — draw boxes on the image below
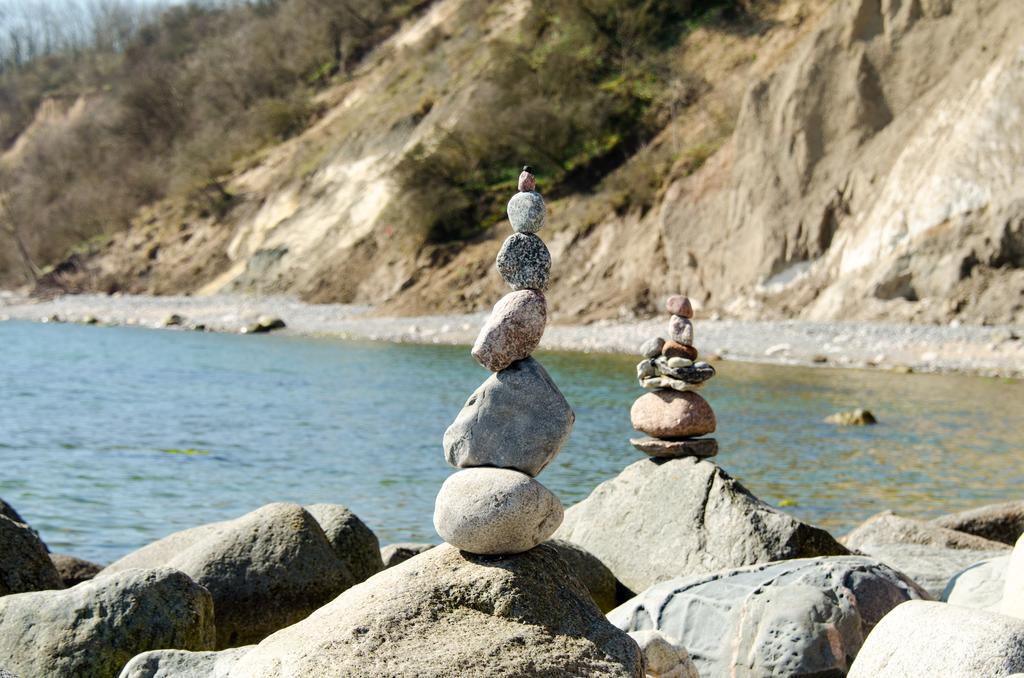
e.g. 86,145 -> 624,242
2,291 -> 1022,378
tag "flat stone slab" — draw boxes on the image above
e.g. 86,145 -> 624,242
629,437 -> 718,459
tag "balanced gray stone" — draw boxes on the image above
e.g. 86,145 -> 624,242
640,337 -> 665,359
932,499 -> 1024,545
471,290 -> 547,372
553,457 -> 848,593
119,646 -> 253,678
0,514 -> 63,596
226,543 -> 643,677
610,556 -> 928,678
506,191 -> 546,233
629,437 -> 717,459
627,630 -> 699,678
49,553 -> 102,587
433,468 -> 563,555
942,554 -> 1011,609
847,601 -> 1024,677
0,568 -> 214,678
496,233 -> 550,291
842,511 -> 1010,596
102,503 -> 375,648
380,542 -> 435,568
668,315 -> 693,345
444,356 -> 574,477
546,538 -> 620,613
304,503 -> 383,582
651,356 -> 714,383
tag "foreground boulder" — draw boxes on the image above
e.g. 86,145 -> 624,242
103,503 -> 376,648
610,556 -> 926,677
546,538 -> 620,613
119,646 -> 252,678
303,503 -> 383,582
553,457 -> 847,592
942,554 -> 1011,609
931,500 -> 1024,545
227,543 -> 644,677
842,511 -> 1010,596
380,542 -> 435,568
0,568 -> 214,678
50,553 -> 103,587
0,514 -> 63,595
847,601 -> 1024,677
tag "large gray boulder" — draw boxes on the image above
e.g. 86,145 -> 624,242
227,543 -> 644,677
941,554 -> 1011,609
303,503 -> 383,582
609,556 -> 927,678
842,511 -> 1010,596
119,646 -> 252,678
931,500 -> 1024,546
102,503 -> 374,648
443,356 -> 574,477
553,457 -> 848,593
847,600 -> 1024,677
0,514 -> 63,595
546,538 -> 620,613
50,553 -> 103,587
0,567 -> 214,678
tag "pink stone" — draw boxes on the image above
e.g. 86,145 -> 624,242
666,295 -> 693,318
471,290 -> 547,371
629,390 -> 716,438
518,166 -> 536,192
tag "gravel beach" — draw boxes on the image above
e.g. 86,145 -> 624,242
2,292 -> 1022,378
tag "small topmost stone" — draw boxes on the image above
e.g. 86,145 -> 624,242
666,295 -> 693,318
518,165 -> 536,192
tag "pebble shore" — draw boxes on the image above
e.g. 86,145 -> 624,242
1,291 -> 1022,378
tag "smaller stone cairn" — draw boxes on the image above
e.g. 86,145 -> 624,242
433,166 -> 575,555
630,295 -> 718,459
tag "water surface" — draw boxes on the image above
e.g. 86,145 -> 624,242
1,320 -> 1021,563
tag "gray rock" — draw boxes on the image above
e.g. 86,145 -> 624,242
629,437 -> 718,459
847,601 -> 1024,677
824,408 -> 877,425
119,646 -> 253,678
0,667 -> 15,678
553,457 -> 848,593
226,543 -> 644,677
0,515 -> 63,596
640,376 -> 704,392
640,337 -> 665,359
668,315 -> 693,345
0,567 -> 214,678
506,191 -> 546,233
652,356 -> 715,383
942,554 -> 1010,609
1003,533 -> 1024,619
102,503 -> 370,648
471,290 -> 547,372
610,556 -> 927,678
628,630 -> 699,678
433,468 -> 563,555
932,500 -> 1024,545
546,539 -> 619,613
444,356 -> 574,477
636,358 -> 658,379
380,542 -> 435,568
496,233 -> 551,291
304,503 -> 383,583
842,511 -> 1010,596
50,553 -> 102,587
665,357 -> 693,368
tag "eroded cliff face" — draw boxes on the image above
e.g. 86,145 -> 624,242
66,0 -> 1024,324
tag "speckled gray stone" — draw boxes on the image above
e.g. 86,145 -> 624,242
444,356 -> 574,477
496,233 -> 550,291
668,315 -> 693,346
507,191 -> 546,234
640,337 -> 665,359
433,468 -> 563,555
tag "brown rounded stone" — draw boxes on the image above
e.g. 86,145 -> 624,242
662,340 -> 698,361
629,437 -> 718,459
666,295 -> 693,318
629,391 -> 716,438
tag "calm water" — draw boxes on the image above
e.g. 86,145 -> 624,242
1,320 -> 1021,564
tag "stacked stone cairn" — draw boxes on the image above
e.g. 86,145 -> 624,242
629,295 -> 718,458
432,166 -> 575,555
